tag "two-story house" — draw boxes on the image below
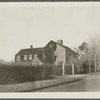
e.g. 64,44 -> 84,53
15,40 -> 79,65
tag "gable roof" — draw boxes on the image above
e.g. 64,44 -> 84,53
15,40 -> 78,56
49,40 -> 78,54
57,43 -> 78,54
15,47 -> 43,56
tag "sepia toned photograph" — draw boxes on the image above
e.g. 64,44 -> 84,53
0,2 -> 100,98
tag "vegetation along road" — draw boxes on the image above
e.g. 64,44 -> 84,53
34,72 -> 100,92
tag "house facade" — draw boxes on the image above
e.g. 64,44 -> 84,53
15,40 -> 79,65
37,40 -> 78,65
15,45 -> 43,65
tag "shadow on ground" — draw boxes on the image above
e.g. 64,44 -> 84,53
0,76 -> 56,85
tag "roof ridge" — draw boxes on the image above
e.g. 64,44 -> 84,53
15,47 -> 43,56
21,47 -> 43,50
55,42 -> 78,54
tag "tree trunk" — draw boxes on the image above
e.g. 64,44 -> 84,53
94,57 -> 96,72
89,60 -> 91,73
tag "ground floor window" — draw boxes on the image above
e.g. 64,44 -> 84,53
17,55 -> 20,61
29,54 -> 32,60
24,55 -> 27,60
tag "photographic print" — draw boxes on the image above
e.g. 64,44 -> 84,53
0,2 -> 100,99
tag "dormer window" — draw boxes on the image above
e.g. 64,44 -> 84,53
17,55 -> 20,61
29,55 -> 32,60
24,55 -> 27,60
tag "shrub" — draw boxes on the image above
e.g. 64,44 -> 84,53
0,63 -> 82,85
0,64 -> 52,84
50,65 -> 62,76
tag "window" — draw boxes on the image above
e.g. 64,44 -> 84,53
29,55 -> 32,60
54,51 -> 58,56
24,55 -> 27,60
17,55 -> 20,61
50,43 -> 54,48
50,44 -> 52,48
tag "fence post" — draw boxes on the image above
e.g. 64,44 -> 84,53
72,63 -> 74,75
62,62 -> 65,76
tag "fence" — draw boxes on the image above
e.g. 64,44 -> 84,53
0,63 -> 80,85
50,64 -> 79,76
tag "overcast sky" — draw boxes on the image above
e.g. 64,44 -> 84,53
0,3 -> 100,61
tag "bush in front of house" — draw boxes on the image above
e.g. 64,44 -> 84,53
0,62 -> 82,85
50,65 -> 62,76
0,64 -> 52,85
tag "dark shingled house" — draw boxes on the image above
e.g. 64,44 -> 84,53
15,40 -> 79,65
15,45 -> 43,64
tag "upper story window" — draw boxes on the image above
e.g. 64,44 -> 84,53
50,44 -> 52,48
50,43 -> 54,48
24,55 -> 27,60
17,55 -> 20,61
29,55 -> 32,60
54,50 -> 58,57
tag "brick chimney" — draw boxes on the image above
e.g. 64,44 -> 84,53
57,40 -> 63,45
30,45 -> 33,49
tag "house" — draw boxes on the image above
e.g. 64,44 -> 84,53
15,45 -> 43,65
15,40 -> 79,65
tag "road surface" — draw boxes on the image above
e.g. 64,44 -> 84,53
34,72 -> 100,92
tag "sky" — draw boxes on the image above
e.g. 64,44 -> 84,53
0,3 -> 100,62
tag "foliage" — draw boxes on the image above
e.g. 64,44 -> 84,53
78,34 -> 100,72
0,64 -> 51,85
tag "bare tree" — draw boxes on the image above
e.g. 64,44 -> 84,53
77,34 -> 100,73
87,34 -> 100,72
78,42 -> 90,73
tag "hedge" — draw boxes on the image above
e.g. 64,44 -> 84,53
0,64 -> 51,84
0,63 -> 80,85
